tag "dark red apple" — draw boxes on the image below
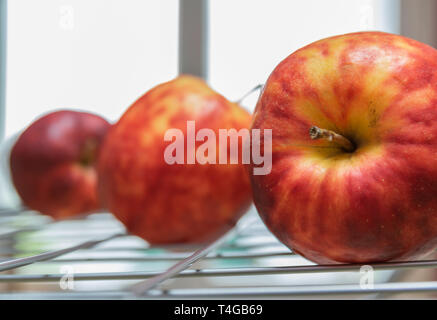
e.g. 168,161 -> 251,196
10,110 -> 110,219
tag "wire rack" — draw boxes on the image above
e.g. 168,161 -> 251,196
0,206 -> 436,300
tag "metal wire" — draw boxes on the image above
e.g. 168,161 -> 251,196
0,207 -> 436,299
0,233 -> 124,272
130,215 -> 258,296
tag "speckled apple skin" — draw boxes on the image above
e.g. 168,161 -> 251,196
98,75 -> 252,244
10,110 -> 110,219
248,32 -> 437,264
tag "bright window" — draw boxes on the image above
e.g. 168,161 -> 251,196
4,0 -> 401,137
5,0 -> 179,138
209,0 -> 400,111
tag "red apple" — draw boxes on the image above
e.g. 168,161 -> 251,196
248,32 -> 437,264
10,110 -> 110,219
98,75 -> 252,244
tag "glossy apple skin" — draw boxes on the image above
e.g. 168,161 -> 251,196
98,75 -> 252,244
249,32 -> 437,264
10,110 -> 110,219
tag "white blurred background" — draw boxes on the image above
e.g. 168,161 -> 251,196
4,0 -> 179,138
3,0 -> 405,139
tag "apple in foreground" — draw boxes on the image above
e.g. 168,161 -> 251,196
10,110 -> 110,219
248,31 -> 437,264
98,75 -> 252,244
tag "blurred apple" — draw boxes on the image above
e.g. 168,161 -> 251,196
10,110 -> 110,219
98,75 -> 252,244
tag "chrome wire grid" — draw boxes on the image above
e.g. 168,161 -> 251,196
0,206 -> 436,299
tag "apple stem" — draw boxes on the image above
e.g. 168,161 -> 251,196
235,84 -> 264,105
309,126 -> 355,152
